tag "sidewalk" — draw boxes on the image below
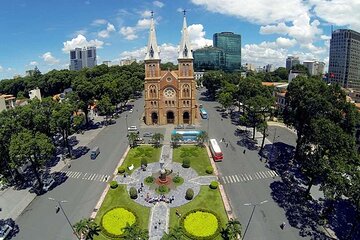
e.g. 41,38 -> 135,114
0,115 -> 106,221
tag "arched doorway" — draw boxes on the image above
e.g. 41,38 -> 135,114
166,111 -> 175,124
151,112 -> 158,124
183,111 -> 190,124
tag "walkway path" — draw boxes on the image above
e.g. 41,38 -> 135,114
148,202 -> 170,240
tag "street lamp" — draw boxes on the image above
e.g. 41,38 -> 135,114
242,200 -> 268,240
48,197 -> 80,240
270,128 -> 280,162
125,114 -> 128,132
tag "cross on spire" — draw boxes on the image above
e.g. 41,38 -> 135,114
151,10 -> 154,18
182,9 -> 186,16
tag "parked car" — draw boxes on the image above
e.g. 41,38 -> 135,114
185,124 -> 196,129
0,224 -> 12,240
128,126 -> 139,133
134,137 -> 145,144
143,132 -> 154,137
42,177 -> 55,191
175,124 -> 184,129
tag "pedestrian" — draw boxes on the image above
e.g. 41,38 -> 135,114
104,176 -> 108,182
280,222 -> 286,229
243,149 -> 246,154
226,143 -> 229,147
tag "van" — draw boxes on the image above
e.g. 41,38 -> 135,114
90,146 -> 100,160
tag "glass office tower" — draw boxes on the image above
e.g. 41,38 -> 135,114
213,32 -> 241,71
193,47 -> 225,71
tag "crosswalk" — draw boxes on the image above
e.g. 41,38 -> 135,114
60,171 -> 111,183
221,170 -> 278,184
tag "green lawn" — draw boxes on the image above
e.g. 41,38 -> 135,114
94,185 -> 150,240
172,146 -> 213,176
169,186 -> 229,240
122,145 -> 161,174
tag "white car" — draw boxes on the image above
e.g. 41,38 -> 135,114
43,177 -> 55,191
129,109 -> 133,113
128,126 -> 139,133
0,224 -> 12,240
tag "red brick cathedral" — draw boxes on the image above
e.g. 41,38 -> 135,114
144,13 -> 198,125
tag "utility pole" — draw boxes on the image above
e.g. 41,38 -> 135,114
243,200 -> 268,239
48,197 -> 80,240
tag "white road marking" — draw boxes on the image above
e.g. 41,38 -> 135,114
234,175 -> 240,182
82,173 -> 88,179
222,177 -> 227,184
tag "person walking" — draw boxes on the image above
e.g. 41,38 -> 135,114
280,222 -> 286,229
243,149 -> 246,154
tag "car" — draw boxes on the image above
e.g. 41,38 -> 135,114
129,109 -> 133,113
128,126 -> 139,133
0,224 -> 12,240
185,124 -> 196,129
42,177 -> 55,191
143,132 -> 154,137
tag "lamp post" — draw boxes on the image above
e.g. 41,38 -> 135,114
270,128 -> 280,162
125,114 -> 128,132
48,197 -> 80,240
242,200 -> 268,240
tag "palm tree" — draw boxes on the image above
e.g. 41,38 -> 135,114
161,226 -> 183,239
122,224 -> 148,240
196,131 -> 208,146
73,218 -> 100,240
151,133 -> 164,147
171,133 -> 183,148
221,218 -> 242,240
128,132 -> 139,148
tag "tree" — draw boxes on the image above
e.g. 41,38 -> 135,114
161,226 -> 183,240
97,95 -> 114,122
202,71 -> 225,100
151,133 -> 164,147
9,130 -> 54,192
218,92 -> 233,113
122,224 -> 148,240
273,67 -> 288,81
161,62 -> 178,71
221,218 -> 242,240
128,132 -> 139,148
73,218 -> 100,240
72,75 -> 95,125
171,133 -> 183,147
196,131 -> 208,146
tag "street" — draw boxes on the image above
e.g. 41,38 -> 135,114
197,90 -> 307,240
12,97 -> 145,240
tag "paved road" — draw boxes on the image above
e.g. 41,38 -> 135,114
197,90 -> 308,240
13,98 -> 145,240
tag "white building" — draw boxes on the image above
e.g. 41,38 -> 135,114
288,70 -> 303,83
29,87 -> 42,101
69,47 -> 97,71
102,61 -> 112,67
243,63 -> 256,71
120,58 -> 136,66
303,60 -> 325,76
0,94 -> 16,112
265,64 -> 275,72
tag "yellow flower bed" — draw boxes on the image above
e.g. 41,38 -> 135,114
183,211 -> 219,237
102,208 -> 136,236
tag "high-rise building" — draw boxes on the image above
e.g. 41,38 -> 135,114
286,56 -> 300,70
193,47 -> 224,71
69,47 -> 97,71
265,64 -> 275,73
303,60 -> 325,76
213,32 -> 242,71
328,29 -> 360,89
102,61 -> 112,67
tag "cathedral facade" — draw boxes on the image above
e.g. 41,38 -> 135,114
144,13 -> 198,125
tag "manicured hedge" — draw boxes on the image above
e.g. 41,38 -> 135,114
205,166 -> 213,174
145,176 -> 155,184
100,207 -> 137,238
118,166 -> 126,174
129,187 -> 138,199
110,181 -> 118,189
185,188 -> 194,200
209,181 -> 218,189
182,158 -> 191,168
180,209 -> 221,239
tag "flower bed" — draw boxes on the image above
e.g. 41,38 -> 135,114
181,209 -> 220,239
101,207 -> 136,237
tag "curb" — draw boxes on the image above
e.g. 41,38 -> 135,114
205,144 -> 235,220
90,146 -> 131,219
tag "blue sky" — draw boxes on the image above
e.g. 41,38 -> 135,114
0,0 -> 359,79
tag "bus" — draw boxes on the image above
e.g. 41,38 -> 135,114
200,108 -> 208,119
209,139 -> 223,161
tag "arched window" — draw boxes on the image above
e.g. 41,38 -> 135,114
149,85 -> 157,98
182,84 -> 191,98
149,64 -> 156,77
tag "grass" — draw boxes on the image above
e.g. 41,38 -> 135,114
122,145 -> 161,174
169,186 -> 229,240
172,146 -> 212,176
94,185 -> 150,240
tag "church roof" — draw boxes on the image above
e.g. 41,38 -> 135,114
145,13 -> 160,61
178,12 -> 193,60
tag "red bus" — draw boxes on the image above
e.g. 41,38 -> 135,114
209,139 -> 223,161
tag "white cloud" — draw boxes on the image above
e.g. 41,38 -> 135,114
153,1 -> 164,8
62,34 -> 104,52
74,29 -> 87,36
275,37 -> 297,48
187,24 -> 213,49
141,10 -> 152,18
119,43 -> 178,63
120,46 -> 146,60
98,23 -> 116,38
91,19 -> 107,26
0,65 -> 3,72
309,0 -> 360,31
41,52 -> 60,65
120,18 -> 153,40
191,0 -> 308,24
260,13 -> 322,45
29,61 -> 38,66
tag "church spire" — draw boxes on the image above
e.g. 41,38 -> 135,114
145,11 -> 160,60
178,10 -> 193,59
